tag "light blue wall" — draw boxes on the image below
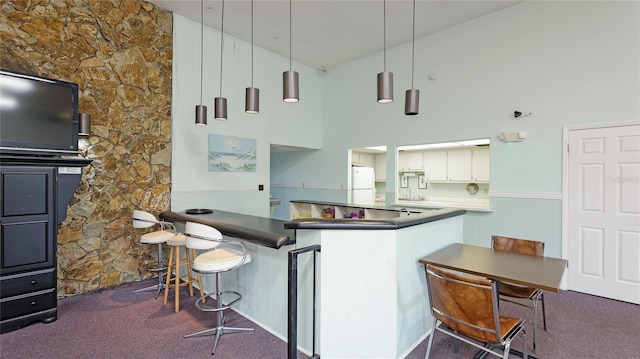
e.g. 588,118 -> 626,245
173,2 -> 640,257
271,1 -> 639,257
171,14 -> 324,216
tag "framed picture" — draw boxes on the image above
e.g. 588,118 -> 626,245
208,134 -> 257,172
418,175 -> 427,189
400,174 -> 408,188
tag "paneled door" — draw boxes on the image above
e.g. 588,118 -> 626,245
567,124 -> 640,304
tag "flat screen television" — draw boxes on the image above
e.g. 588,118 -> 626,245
0,69 -> 79,156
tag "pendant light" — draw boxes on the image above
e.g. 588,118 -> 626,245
215,0 -> 227,120
245,0 -> 259,113
283,0 -> 299,103
377,0 -> 393,104
195,0 -> 207,125
405,0 -> 419,115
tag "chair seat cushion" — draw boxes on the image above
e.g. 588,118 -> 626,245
140,230 -> 175,244
499,282 -> 540,299
166,234 -> 186,246
193,247 -> 252,272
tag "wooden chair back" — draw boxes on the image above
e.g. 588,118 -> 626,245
425,264 -> 503,344
492,235 -> 544,257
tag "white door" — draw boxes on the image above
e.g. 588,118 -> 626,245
567,124 -> 640,304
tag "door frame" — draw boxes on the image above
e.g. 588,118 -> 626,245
561,119 -> 640,291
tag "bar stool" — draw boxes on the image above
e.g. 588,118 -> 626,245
132,210 -> 176,298
183,221 -> 253,355
163,233 -> 205,312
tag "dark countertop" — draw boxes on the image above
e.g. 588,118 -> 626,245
285,200 -> 466,230
160,210 -> 295,249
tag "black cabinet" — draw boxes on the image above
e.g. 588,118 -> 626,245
0,156 -> 90,333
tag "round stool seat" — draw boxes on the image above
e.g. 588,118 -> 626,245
193,248 -> 252,273
166,234 -> 187,246
140,230 -> 175,244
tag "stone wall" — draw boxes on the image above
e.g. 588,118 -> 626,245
1,0 -> 174,295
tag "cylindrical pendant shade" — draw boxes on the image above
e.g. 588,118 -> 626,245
214,97 -> 227,120
377,71 -> 393,103
195,105 -> 207,125
283,70 -> 299,103
404,89 -> 420,115
78,113 -> 91,136
245,87 -> 259,114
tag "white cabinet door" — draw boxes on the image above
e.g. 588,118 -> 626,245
375,154 -> 386,181
352,152 -> 375,168
399,151 -> 423,170
447,150 -> 472,181
423,151 -> 448,181
471,148 -> 490,182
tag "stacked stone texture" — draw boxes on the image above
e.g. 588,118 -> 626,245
1,0 -> 174,295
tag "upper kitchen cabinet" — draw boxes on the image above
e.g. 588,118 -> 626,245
374,153 -> 386,181
471,148 -> 490,182
446,150 -> 472,181
399,151 -> 423,171
423,151 -> 447,181
352,151 -> 375,168
421,147 -> 490,183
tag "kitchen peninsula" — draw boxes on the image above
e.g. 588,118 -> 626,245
287,200 -> 465,358
162,202 -> 466,358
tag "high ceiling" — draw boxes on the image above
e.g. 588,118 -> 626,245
148,0 -> 522,71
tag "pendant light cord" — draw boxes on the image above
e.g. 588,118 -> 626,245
289,0 -> 292,71
251,0 -> 254,87
219,0 -> 225,97
383,0 -> 387,72
200,0 -> 204,105
411,0 -> 415,89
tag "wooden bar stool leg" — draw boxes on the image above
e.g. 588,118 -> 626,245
163,245 -> 175,306
185,248 -> 195,297
192,248 -> 205,303
174,245 -> 180,313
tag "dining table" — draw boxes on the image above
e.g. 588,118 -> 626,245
419,242 -> 569,359
419,242 -> 568,292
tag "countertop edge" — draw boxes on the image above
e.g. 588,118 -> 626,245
160,211 -> 295,249
284,207 -> 466,230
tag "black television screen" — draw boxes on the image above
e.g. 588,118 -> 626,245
0,69 -> 79,156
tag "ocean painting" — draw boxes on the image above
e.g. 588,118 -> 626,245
208,134 -> 257,172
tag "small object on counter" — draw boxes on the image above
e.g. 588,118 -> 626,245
185,208 -> 213,214
322,207 -> 335,218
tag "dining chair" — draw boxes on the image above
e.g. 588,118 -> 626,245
492,235 -> 546,351
423,264 -> 528,359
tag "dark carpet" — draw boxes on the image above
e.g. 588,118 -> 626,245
1,279 -> 638,358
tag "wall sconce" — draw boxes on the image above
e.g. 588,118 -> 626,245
498,131 -> 527,142
78,113 -> 91,136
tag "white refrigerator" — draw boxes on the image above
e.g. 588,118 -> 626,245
352,167 -> 375,205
